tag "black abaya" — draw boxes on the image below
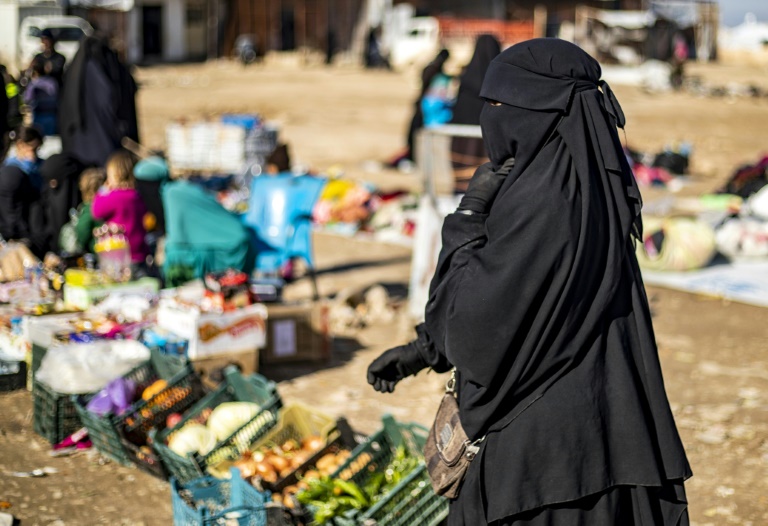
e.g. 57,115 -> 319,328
40,153 -> 84,251
59,37 -> 139,167
418,39 -> 691,524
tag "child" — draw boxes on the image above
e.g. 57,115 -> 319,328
73,168 -> 106,253
91,150 -> 148,266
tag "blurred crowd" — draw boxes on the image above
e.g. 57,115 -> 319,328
0,31 -> 145,271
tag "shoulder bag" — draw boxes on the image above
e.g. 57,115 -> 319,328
424,368 -> 484,499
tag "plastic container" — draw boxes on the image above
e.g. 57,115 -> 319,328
171,467 -> 269,526
152,368 -> 282,483
330,415 -> 448,526
210,404 -> 341,489
33,379 -> 92,444
73,350 -> 206,478
0,360 -> 26,392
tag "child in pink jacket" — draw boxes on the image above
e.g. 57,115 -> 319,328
92,150 -> 148,264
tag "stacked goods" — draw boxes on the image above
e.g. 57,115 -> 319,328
203,269 -> 251,312
73,350 -> 206,478
152,367 -> 281,483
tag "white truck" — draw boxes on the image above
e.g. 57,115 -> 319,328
0,1 -> 92,75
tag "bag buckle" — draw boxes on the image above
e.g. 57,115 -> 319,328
445,368 -> 457,394
464,436 -> 484,460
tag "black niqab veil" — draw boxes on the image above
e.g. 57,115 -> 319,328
423,39 -> 690,523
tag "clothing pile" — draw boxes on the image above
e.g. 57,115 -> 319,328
312,180 -> 418,243
625,144 -> 691,189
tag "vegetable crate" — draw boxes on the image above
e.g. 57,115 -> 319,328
331,415 -> 448,526
0,360 -> 26,392
238,404 -> 347,492
171,467 -> 269,526
33,379 -> 93,444
73,350 -> 206,479
153,368 -> 282,484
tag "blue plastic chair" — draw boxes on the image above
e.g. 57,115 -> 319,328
243,173 -> 326,298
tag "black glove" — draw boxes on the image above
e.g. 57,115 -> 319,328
458,158 -> 516,214
367,340 -> 428,393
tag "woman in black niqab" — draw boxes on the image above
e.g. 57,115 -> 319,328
59,36 -> 139,168
367,39 -> 691,525
449,34 -> 501,191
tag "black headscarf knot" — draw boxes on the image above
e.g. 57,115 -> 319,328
599,80 -> 625,129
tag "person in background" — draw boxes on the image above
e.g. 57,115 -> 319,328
133,155 -> 169,237
40,153 -> 85,251
73,168 -> 106,253
1,66 -> 23,138
364,26 -> 390,69
91,150 -> 148,267
0,65 -> 8,160
0,126 -> 48,256
670,33 -> 688,91
33,29 -> 66,87
449,34 -> 501,191
23,57 -> 59,136
401,49 -> 450,164
59,36 -> 139,167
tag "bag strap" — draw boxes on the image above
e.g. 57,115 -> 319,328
445,367 -> 486,453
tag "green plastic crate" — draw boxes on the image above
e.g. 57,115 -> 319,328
0,360 -> 26,392
323,415 -> 448,526
73,350 -> 205,478
152,368 -> 282,484
33,379 -> 93,444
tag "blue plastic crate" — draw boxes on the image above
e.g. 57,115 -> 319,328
221,114 -> 261,131
172,467 -> 269,526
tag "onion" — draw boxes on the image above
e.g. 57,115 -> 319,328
234,455 -> 258,479
301,435 -> 324,452
267,455 -> 290,473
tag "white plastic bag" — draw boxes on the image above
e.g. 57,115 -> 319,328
35,340 -> 151,394
636,216 -> 717,271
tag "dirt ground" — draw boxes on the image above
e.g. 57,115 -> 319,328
2,58 -> 768,525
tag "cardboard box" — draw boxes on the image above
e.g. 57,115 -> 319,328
260,301 -> 330,365
191,348 -> 258,388
157,301 -> 267,359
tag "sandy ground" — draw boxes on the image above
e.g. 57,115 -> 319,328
2,58 -> 768,525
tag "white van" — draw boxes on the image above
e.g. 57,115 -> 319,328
18,16 -> 93,70
389,17 -> 441,72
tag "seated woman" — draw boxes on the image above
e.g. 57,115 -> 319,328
91,150 -> 148,268
162,180 -> 254,285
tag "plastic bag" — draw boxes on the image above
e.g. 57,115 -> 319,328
35,340 -> 151,394
58,208 -> 84,255
636,216 -> 717,271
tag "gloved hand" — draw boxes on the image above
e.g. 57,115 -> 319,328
458,158 -> 516,214
367,340 -> 429,393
